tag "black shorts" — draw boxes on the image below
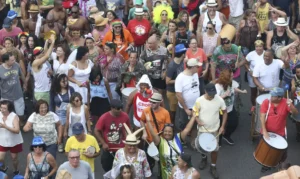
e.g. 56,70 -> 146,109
151,78 -> 166,90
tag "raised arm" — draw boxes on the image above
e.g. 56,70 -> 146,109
32,35 -> 55,70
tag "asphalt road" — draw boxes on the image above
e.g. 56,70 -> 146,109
4,75 -> 300,179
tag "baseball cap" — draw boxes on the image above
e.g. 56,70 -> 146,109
180,153 -> 192,167
32,136 -> 45,146
205,83 -> 217,97
135,0 -> 143,5
270,87 -> 284,97
187,58 -> 202,67
7,10 -> 17,20
3,18 -> 12,28
13,175 -> 24,179
72,123 -> 84,135
110,99 -> 123,109
175,44 -> 186,53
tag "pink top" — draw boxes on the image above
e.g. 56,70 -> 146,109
202,33 -> 218,55
0,27 -> 22,46
92,24 -> 110,43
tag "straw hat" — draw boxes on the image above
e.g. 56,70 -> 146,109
56,170 -> 72,179
274,17 -> 289,26
206,0 -> 218,7
94,15 -> 108,26
123,123 -> 144,145
28,4 -> 39,13
149,93 -> 163,103
89,6 -> 104,19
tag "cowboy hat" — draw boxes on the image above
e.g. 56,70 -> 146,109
123,123 -> 144,145
94,15 -> 108,26
206,0 -> 218,7
28,4 -> 39,13
274,17 -> 288,26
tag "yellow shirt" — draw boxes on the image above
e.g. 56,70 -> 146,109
256,3 -> 270,31
65,134 -> 100,172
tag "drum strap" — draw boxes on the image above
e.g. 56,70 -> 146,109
150,108 -> 160,132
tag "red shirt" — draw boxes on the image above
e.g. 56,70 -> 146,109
185,48 -> 207,77
96,111 -> 130,152
127,19 -> 151,46
260,98 -> 290,137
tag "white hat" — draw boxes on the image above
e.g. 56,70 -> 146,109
123,123 -> 144,145
187,58 -> 203,67
274,17 -> 288,26
149,93 -> 163,103
134,8 -> 144,15
206,0 -> 218,7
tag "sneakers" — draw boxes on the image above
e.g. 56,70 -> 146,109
13,170 -> 20,175
58,143 -> 64,153
0,166 -> 8,173
223,136 -> 235,145
210,165 -> 219,179
199,156 -> 207,170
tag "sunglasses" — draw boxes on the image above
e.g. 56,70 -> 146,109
164,123 -> 174,127
69,156 -> 80,160
33,145 -> 43,148
114,26 -> 122,29
161,13 -> 168,16
206,27 -> 213,30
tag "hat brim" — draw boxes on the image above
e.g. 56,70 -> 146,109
123,140 -> 140,145
134,12 -> 144,15
3,24 -> 11,28
95,18 -> 109,26
149,98 -> 162,103
28,10 -> 39,13
207,3 -> 218,7
274,22 -> 288,26
175,48 -> 187,53
72,130 -> 83,135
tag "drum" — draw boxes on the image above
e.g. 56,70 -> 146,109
86,146 -> 96,155
254,132 -> 288,167
292,98 -> 300,122
255,94 -> 271,133
121,87 -> 136,110
275,46 -> 284,59
219,24 -> 236,41
147,142 -> 159,161
195,133 -> 217,153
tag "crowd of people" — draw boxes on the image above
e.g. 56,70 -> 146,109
0,0 -> 299,178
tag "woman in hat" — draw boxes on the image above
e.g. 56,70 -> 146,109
105,10 -> 127,30
266,17 -> 298,53
68,46 -> 94,104
112,124 -> 152,179
23,99 -> 63,159
0,100 -> 23,175
17,32 -> 29,55
91,15 -> 110,47
170,153 -> 200,179
152,4 -> 174,35
145,110 -> 197,179
100,42 -> 124,99
102,20 -> 134,60
24,136 -> 57,179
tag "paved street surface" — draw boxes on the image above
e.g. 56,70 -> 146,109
4,75 -> 300,179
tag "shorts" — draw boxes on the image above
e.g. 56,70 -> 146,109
34,91 -> 50,104
195,131 -> 219,153
175,105 -> 196,130
229,14 -> 243,30
150,78 -> 166,90
0,143 -> 23,153
1,98 -> 25,116
166,91 -> 178,112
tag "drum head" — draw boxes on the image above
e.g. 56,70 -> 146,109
121,87 -> 136,96
263,132 -> 288,149
86,146 -> 96,155
199,133 -> 217,152
256,94 -> 271,104
147,142 -> 159,156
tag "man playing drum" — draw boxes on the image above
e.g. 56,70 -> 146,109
260,87 -> 298,172
192,83 -> 227,179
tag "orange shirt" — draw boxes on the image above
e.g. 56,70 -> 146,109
141,107 -> 171,142
102,29 -> 134,60
185,48 -> 208,77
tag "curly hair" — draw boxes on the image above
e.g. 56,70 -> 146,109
153,4 -> 174,24
216,69 -> 232,90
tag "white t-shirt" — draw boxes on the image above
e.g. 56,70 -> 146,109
246,51 -> 265,71
193,95 -> 226,132
215,80 -> 239,112
253,59 -> 284,89
175,73 -> 200,109
51,53 -> 69,75
229,0 -> 244,17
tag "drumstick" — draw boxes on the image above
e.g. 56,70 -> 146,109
212,133 -> 222,141
202,125 -> 210,133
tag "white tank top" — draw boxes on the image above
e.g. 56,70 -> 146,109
202,11 -> 223,33
33,63 -> 51,92
0,112 -> 23,147
68,105 -> 87,136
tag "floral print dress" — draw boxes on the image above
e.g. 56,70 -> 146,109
113,148 -> 152,178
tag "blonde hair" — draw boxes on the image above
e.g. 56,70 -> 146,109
254,40 -> 264,47
153,4 -> 174,24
